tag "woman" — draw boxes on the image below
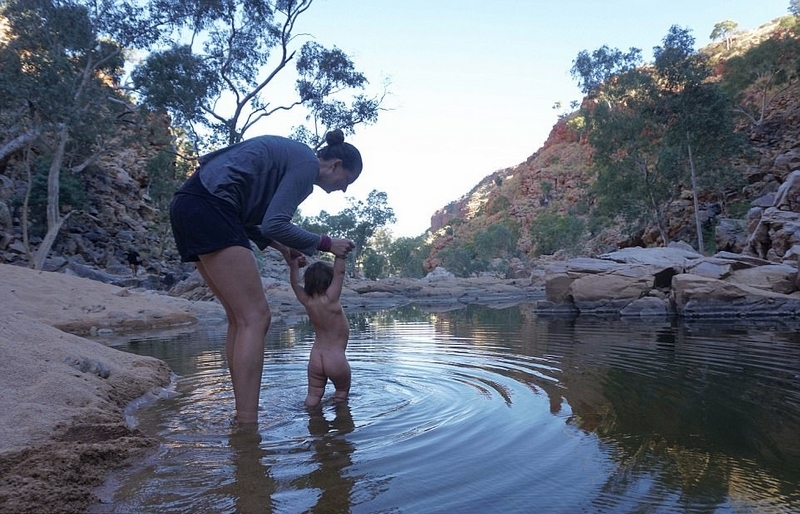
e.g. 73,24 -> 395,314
170,129 -> 360,424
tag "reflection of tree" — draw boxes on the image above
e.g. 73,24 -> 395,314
299,403 -> 357,513
229,426 -> 276,514
556,319 -> 800,508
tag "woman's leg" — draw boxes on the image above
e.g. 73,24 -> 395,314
196,262 -> 239,382
198,246 -> 270,424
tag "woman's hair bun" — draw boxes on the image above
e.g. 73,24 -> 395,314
324,129 -> 345,146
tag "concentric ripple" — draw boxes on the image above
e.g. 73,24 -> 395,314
92,307 -> 800,514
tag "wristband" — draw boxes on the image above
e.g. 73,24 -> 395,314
318,234 -> 332,252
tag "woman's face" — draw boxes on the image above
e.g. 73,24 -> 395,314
317,158 -> 358,193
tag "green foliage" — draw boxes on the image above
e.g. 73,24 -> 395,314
528,211 -> 585,256
487,195 -> 510,215
296,190 -> 396,275
145,151 -> 184,208
437,243 -> 485,278
702,220 -> 718,255
725,199 -> 752,219
132,1 -> 383,148
361,248 -> 388,280
13,158 -> 87,236
385,235 -> 430,278
131,46 -> 219,130
721,33 -> 800,125
433,218 -> 522,277
0,0 -> 134,151
778,15 -> 798,29
576,26 -> 745,246
473,222 -> 519,260
710,20 -> 738,49
565,115 -> 586,135
570,45 -> 643,96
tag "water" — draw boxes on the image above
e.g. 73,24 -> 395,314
94,304 -> 800,513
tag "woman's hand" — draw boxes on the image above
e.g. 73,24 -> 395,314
288,253 -> 307,270
330,238 -> 355,258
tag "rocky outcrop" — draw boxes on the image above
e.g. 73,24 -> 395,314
427,21 -> 800,269
533,245 -> 800,319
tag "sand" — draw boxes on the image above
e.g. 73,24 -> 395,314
0,263 -> 205,514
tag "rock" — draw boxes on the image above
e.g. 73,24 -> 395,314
671,273 -> 800,318
619,296 -> 671,318
714,217 -> 748,253
533,247 -> 800,319
423,267 -> 456,281
728,264 -> 798,294
598,245 -> 703,268
774,149 -> 800,174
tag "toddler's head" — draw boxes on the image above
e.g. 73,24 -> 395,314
304,261 -> 334,297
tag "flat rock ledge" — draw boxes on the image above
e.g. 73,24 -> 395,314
534,244 -> 800,319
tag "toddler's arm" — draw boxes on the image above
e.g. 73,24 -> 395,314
288,254 -> 310,304
326,255 -> 347,300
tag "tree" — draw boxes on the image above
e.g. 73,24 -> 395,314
334,190 -> 395,273
386,235 -> 430,278
570,45 -> 642,96
132,0 -> 384,150
437,242 -> 484,278
790,0 -> 799,17
529,211 -> 585,256
710,20 -> 738,50
296,190 -> 395,275
0,0 -> 162,269
577,26 -> 743,249
722,33 -> 800,126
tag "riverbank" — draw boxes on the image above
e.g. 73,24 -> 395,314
0,263 -> 203,514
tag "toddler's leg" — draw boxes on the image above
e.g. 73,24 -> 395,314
328,355 -> 351,402
306,357 -> 327,408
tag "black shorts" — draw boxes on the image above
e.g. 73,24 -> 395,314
169,176 -> 251,262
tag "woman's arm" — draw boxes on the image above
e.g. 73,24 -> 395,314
268,240 -> 304,262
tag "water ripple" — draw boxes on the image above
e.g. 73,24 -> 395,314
94,309 -> 800,514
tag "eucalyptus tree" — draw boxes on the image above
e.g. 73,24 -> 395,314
386,234 -> 430,278
652,26 -> 744,252
132,0 -> 383,150
710,20 -> 738,50
721,33 -> 800,126
0,0 -> 163,269
296,189 -> 395,275
572,26 -> 743,249
572,45 -> 675,243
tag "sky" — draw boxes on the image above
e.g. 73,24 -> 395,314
251,0 -> 792,238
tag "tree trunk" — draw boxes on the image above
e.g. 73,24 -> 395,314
22,145 -> 34,267
33,127 -> 68,270
687,140 -> 704,254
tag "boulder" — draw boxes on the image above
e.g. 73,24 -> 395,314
671,274 -> 800,318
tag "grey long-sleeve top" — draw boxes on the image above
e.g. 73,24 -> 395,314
194,135 -> 322,255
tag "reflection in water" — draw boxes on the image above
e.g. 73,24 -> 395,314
302,403 -> 356,513
98,305 -> 800,513
227,427 -> 275,514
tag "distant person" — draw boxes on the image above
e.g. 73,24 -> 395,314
169,130 -> 359,424
288,253 -> 352,408
126,249 -> 142,275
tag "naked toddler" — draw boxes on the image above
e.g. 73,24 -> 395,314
288,253 -> 352,408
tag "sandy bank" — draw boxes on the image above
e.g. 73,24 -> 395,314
0,263 -> 201,513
